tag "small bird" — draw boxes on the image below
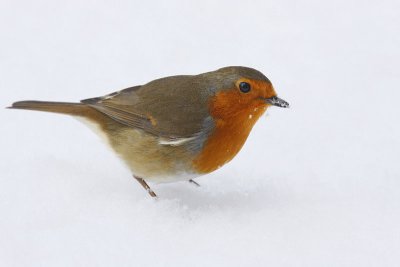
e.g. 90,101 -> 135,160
9,66 -> 289,197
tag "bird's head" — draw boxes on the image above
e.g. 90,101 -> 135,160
203,66 -> 289,121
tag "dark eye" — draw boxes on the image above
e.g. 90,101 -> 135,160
239,82 -> 251,93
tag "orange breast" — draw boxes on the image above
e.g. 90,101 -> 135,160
192,89 -> 267,173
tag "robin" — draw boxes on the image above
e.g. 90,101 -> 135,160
9,66 -> 289,197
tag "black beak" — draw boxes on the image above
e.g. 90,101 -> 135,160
265,96 -> 289,108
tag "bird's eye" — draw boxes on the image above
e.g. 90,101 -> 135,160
239,82 -> 251,93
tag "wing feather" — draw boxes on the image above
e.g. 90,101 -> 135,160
81,79 -> 214,142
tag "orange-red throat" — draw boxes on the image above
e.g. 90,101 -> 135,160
193,79 -> 276,173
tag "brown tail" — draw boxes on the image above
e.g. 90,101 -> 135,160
8,101 -> 90,117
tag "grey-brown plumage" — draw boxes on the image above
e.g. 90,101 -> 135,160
81,66 -> 269,140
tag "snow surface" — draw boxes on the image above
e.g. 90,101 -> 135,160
1,0 -> 400,266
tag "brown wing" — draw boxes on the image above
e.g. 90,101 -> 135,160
81,85 -> 157,135
81,76 -> 214,140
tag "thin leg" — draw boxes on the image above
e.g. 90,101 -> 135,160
188,179 -> 200,187
133,175 -> 157,197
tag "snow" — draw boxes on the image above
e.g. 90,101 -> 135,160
1,0 -> 400,266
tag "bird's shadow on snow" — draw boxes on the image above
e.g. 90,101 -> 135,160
138,175 -> 287,220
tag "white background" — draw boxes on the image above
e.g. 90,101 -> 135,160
1,0 -> 399,266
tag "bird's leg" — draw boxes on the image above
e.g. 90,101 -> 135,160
188,179 -> 200,187
133,175 -> 157,198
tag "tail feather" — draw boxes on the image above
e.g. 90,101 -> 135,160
8,101 -> 89,116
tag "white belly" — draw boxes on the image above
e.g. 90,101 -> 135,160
75,116 -> 200,183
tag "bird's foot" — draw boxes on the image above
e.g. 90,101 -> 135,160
133,175 -> 157,198
188,179 -> 200,187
